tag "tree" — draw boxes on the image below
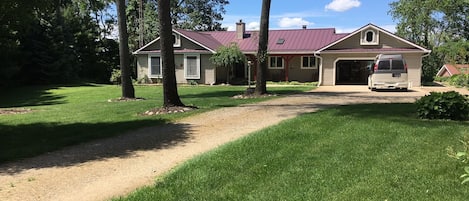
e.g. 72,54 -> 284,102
388,0 -> 469,82
0,0 -> 119,86
126,0 -> 228,50
171,0 -> 228,31
116,0 -> 135,98
158,0 -> 184,107
210,43 -> 246,84
255,0 -> 271,95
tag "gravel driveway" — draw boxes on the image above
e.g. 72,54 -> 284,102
0,85 -> 466,201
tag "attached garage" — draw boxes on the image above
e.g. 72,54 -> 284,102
316,24 -> 431,87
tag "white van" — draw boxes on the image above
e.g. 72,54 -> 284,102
368,54 -> 409,91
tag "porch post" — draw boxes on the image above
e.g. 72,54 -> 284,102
283,56 -> 294,82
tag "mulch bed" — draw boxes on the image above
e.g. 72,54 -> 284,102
0,108 -> 33,115
107,97 -> 146,102
141,106 -> 198,116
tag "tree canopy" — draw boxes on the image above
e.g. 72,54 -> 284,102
0,0 -> 118,86
389,0 -> 469,81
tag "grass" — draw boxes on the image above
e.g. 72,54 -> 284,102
0,84 -> 313,163
114,104 -> 469,201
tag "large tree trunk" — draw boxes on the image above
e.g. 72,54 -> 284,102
255,0 -> 271,95
158,0 -> 185,107
116,0 -> 135,98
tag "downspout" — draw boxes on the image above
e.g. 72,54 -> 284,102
314,51 -> 323,86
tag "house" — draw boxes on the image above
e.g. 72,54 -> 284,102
436,64 -> 469,77
133,21 -> 431,87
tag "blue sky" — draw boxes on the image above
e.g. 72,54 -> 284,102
221,0 -> 397,33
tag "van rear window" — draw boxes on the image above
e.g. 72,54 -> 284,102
378,60 -> 390,70
377,59 -> 405,70
392,60 -> 405,70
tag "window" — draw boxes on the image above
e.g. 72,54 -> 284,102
360,29 -> 379,45
366,31 -> 374,42
301,56 -> 318,69
184,54 -> 200,79
149,55 -> 162,78
269,56 -> 284,69
173,33 -> 181,47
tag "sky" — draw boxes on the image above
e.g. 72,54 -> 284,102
221,0 -> 398,33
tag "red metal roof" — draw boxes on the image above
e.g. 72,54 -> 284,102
174,28 -> 348,53
443,64 -> 469,76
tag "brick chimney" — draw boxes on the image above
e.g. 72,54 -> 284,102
236,19 -> 245,39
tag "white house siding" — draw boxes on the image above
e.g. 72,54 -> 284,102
201,54 -> 216,84
321,54 -> 336,86
404,53 -> 423,87
136,55 -> 148,80
175,54 -> 214,84
174,55 -> 185,83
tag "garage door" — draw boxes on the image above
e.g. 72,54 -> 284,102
336,60 -> 373,85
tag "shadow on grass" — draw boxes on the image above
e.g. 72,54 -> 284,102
0,119 -> 193,174
0,83 -> 99,108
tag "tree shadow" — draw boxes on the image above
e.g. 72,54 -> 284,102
0,83 -> 99,108
0,119 -> 193,174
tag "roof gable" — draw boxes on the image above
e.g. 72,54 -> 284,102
133,29 -> 217,54
316,23 -> 431,54
437,64 -> 469,76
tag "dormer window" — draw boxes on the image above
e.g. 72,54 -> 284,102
360,29 -> 379,45
366,31 -> 374,42
173,33 -> 181,47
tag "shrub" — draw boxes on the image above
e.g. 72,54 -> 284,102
109,69 -> 121,85
416,91 -> 469,121
449,74 -> 469,88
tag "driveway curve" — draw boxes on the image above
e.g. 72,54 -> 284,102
0,86 -> 465,201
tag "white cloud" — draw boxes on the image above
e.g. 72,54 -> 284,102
224,21 -> 259,31
278,17 -> 313,28
325,0 -> 361,12
226,25 -> 236,31
380,24 -> 397,33
335,27 -> 358,34
335,24 -> 397,34
247,22 -> 260,30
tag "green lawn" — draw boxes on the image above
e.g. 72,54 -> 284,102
114,104 -> 469,201
0,84 -> 313,163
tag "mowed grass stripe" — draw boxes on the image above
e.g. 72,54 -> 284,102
0,84 -> 312,163
115,104 -> 469,201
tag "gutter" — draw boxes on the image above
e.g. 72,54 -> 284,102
313,51 -> 323,86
